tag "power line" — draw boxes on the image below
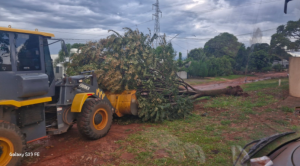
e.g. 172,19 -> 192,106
171,41 -> 186,50
60,28 -> 277,44
24,0 -> 283,40
130,20 -> 153,29
166,28 -> 277,41
168,27 -> 278,51
61,21 -> 154,40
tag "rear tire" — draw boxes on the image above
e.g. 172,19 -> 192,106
77,99 -> 113,140
0,121 -> 26,166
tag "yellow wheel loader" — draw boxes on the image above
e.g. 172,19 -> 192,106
0,26 -> 137,166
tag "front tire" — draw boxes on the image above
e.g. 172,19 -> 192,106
0,121 -> 26,166
77,99 -> 113,140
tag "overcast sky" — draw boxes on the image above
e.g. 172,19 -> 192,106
1,0 -> 299,58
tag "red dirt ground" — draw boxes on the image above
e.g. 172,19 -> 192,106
22,123 -> 143,166
21,72 -> 289,166
193,72 -> 288,90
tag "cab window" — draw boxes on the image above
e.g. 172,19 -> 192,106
43,38 -> 54,85
0,31 -> 12,71
14,33 -> 41,71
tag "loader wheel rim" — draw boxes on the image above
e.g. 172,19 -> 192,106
93,108 -> 108,130
0,137 -> 14,166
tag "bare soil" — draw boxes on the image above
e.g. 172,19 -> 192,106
22,124 -> 143,166
193,72 -> 288,90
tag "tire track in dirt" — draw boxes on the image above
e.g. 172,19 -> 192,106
22,123 -> 143,166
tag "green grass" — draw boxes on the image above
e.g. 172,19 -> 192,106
242,78 -> 289,92
110,78 -> 296,166
184,75 -> 252,85
221,120 -> 231,125
281,106 -> 294,113
273,119 -> 290,126
195,96 -> 211,101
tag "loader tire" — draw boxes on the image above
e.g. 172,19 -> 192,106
0,121 -> 26,166
77,99 -> 113,140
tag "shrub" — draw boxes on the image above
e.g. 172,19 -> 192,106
273,64 -> 284,72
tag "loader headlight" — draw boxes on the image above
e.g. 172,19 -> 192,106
78,80 -> 83,83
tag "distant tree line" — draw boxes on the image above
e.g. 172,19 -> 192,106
182,19 -> 300,78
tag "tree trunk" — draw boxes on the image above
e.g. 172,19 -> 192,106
179,86 -> 244,100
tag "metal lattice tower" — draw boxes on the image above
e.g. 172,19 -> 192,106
152,0 -> 162,47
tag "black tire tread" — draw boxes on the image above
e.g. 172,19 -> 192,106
77,99 -> 113,140
0,120 -> 26,166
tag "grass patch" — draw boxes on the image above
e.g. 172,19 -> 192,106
115,140 -> 125,144
113,78 -> 295,166
242,108 -> 255,115
281,106 -> 294,113
273,119 -> 289,126
242,78 -> 288,92
136,152 -> 154,160
205,125 -> 215,131
221,120 -> 231,125
184,75 -> 251,85
195,96 -> 211,101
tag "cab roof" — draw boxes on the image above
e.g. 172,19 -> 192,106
0,26 -> 55,37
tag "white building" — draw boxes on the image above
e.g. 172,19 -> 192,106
177,71 -> 187,79
50,48 -> 81,80
272,59 -> 289,68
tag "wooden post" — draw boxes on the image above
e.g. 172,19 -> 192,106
279,79 -> 281,86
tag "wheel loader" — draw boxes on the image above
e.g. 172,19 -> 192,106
0,26 -> 138,166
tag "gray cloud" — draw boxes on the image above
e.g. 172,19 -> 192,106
0,0 -> 299,57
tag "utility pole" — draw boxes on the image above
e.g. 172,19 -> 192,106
152,0 -> 162,48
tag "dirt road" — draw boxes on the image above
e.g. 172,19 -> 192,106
193,72 -> 288,90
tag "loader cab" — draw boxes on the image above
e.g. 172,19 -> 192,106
0,27 -> 64,101
0,27 -> 70,144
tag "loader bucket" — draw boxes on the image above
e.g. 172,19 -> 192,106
105,90 -> 138,117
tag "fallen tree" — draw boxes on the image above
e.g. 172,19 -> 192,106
67,28 -> 245,122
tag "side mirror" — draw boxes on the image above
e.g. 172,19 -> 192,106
284,0 -> 292,14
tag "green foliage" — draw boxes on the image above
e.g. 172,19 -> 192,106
273,64 -> 284,72
204,32 -> 242,58
185,19 -> 300,76
270,19 -> 299,59
67,28 -> 193,122
248,50 -> 272,72
281,106 -> 294,113
199,62 -> 208,77
285,19 -> 300,51
207,57 -> 232,76
234,44 -> 248,71
188,56 -> 233,78
252,43 -> 270,52
261,66 -> 272,72
187,48 -> 206,61
71,43 -> 86,49
221,120 -> 231,125
188,61 -> 201,77
177,52 -> 183,67
55,43 -> 86,67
